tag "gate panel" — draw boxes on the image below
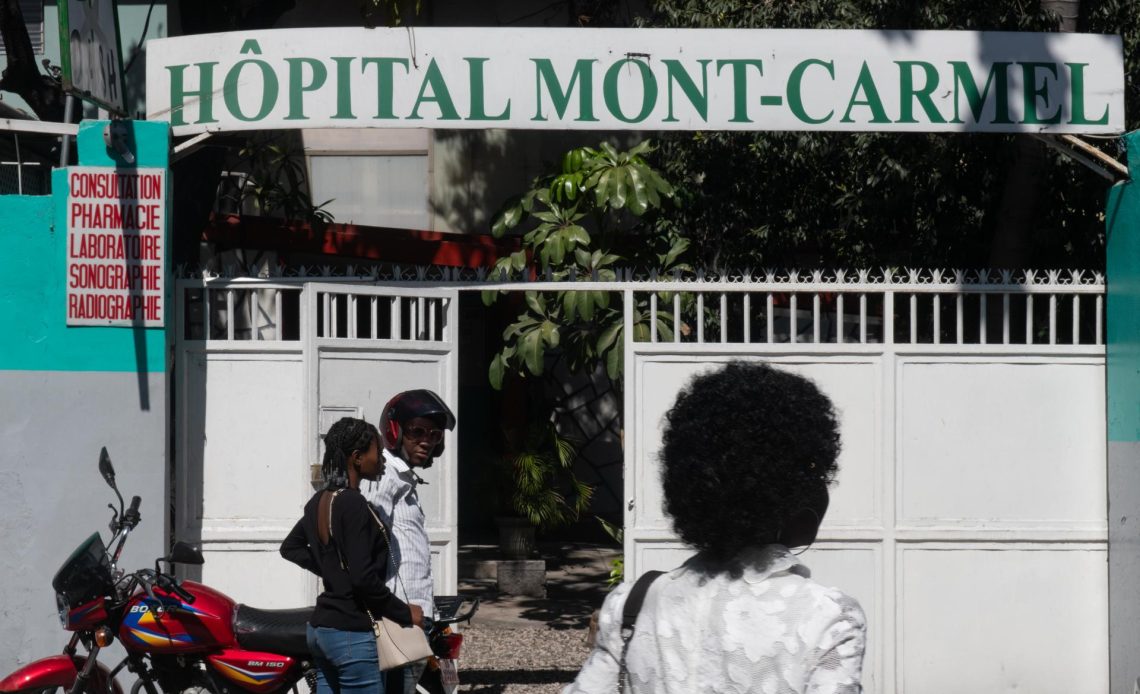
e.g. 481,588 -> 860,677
622,273 -> 1107,694
176,281 -> 459,609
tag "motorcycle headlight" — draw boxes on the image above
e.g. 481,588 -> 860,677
56,593 -> 69,628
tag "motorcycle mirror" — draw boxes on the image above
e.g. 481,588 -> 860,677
98,447 -> 117,490
166,541 -> 204,566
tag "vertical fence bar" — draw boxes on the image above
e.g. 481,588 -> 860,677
743,293 -> 751,343
909,294 -> 917,344
813,294 -> 821,343
860,294 -> 867,344
371,297 -> 378,339
390,296 -> 401,340
1072,294 -> 1080,345
933,295 -> 941,344
275,290 -> 283,341
417,297 -> 426,340
249,291 -> 259,341
767,293 -> 775,343
1096,294 -> 1104,345
1049,294 -> 1057,345
837,294 -> 845,344
720,293 -> 728,343
348,295 -> 357,339
673,293 -> 681,343
790,294 -> 798,344
956,294 -> 964,344
428,299 -> 438,341
980,294 -> 988,345
204,287 -> 212,341
696,293 -> 705,343
1026,295 -> 1034,345
884,292 -> 895,345
226,290 -> 235,340
650,293 -> 658,343
1002,293 -> 1010,345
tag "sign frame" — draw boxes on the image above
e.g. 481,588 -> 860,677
145,27 -> 1125,137
65,166 -> 167,328
59,0 -> 128,115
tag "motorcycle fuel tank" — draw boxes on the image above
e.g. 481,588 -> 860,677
120,581 -> 236,654
207,650 -> 298,694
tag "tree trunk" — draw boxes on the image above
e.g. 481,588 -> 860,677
987,0 -> 1080,269
0,0 -> 65,121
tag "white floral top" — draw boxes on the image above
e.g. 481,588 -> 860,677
563,545 -> 866,694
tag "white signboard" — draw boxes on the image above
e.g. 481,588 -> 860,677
66,167 -> 166,327
146,28 -> 1124,136
61,0 -> 126,113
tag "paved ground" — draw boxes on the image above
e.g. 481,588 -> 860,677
451,542 -> 620,693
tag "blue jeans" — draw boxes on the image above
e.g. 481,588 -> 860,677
306,625 -> 385,694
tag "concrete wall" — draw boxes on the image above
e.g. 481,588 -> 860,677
0,120 -> 169,673
1107,130 -> 1140,694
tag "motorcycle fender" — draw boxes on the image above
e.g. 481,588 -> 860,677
0,654 -> 124,694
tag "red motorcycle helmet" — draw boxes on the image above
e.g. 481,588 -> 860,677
379,389 -> 456,463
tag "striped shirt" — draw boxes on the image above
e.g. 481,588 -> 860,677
361,449 -> 435,617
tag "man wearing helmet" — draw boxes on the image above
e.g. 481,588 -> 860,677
362,389 -> 456,694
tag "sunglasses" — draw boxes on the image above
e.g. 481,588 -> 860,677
404,425 -> 444,444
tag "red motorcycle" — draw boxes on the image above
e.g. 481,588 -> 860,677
0,449 -> 478,694
0,449 -> 316,694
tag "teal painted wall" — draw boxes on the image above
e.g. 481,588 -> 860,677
1107,131 -> 1140,442
0,119 -> 170,372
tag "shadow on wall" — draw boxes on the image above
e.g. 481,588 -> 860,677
430,129 -> 648,236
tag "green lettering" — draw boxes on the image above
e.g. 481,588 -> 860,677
715,59 -> 764,123
949,61 -> 1011,124
532,59 -> 598,121
465,58 -> 510,121
787,59 -> 834,125
896,61 -> 945,124
662,59 -> 709,122
361,57 -> 410,119
840,62 -> 890,124
223,56 -> 279,122
284,58 -> 327,121
1067,62 -> 1110,126
603,59 -> 657,124
331,57 -> 355,119
408,59 -> 460,120
1021,62 -> 1061,125
166,62 -> 219,127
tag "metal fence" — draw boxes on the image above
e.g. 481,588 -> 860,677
177,266 -> 1105,350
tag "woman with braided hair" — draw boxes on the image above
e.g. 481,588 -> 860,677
281,417 -> 423,694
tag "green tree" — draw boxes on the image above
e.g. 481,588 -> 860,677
645,0 -> 1139,271
484,141 -> 687,387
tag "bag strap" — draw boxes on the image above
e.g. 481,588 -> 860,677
617,570 -> 664,694
327,489 -> 411,624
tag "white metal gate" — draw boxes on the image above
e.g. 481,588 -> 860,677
621,269 -> 1107,694
174,278 -> 459,609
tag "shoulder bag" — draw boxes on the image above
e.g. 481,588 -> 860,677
328,489 -> 433,671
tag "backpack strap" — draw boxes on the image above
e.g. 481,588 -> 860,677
618,570 -> 664,693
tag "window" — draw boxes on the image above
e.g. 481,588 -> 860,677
303,129 -> 431,230
0,1 -> 45,56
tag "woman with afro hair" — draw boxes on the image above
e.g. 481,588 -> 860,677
565,362 -> 866,694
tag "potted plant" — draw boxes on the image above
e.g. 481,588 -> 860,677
494,412 -> 594,559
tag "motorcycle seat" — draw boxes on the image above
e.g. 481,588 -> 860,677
233,605 -> 312,658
